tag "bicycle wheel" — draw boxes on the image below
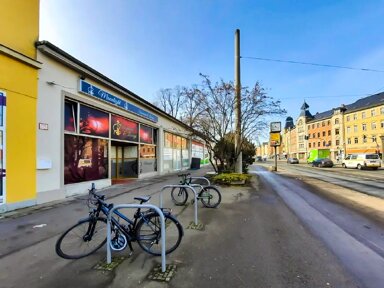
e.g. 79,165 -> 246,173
171,187 -> 188,206
55,217 -> 107,259
199,186 -> 221,208
136,212 -> 183,256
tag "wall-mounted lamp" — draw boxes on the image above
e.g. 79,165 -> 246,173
46,81 -> 56,85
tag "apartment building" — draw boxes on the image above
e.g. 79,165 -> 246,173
276,93 -> 384,162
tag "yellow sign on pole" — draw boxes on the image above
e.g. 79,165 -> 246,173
270,132 -> 281,146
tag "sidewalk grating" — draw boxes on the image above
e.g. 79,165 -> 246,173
93,256 -> 126,271
186,221 -> 205,230
147,264 -> 177,282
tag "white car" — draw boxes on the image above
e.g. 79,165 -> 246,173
342,154 -> 381,170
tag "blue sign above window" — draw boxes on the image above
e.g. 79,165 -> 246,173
79,80 -> 158,123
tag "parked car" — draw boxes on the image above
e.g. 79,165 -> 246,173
342,154 -> 381,170
311,158 -> 334,168
256,156 -> 263,162
287,157 -> 299,164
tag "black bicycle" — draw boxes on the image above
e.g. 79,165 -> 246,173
56,186 -> 183,259
171,173 -> 221,208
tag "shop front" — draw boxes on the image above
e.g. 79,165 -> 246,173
163,132 -> 189,172
36,41 -> 191,205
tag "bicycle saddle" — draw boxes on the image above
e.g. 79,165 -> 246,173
134,195 -> 151,203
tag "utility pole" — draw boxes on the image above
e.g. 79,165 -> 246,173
234,29 -> 242,173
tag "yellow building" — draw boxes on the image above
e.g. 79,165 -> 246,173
0,0 -> 41,212
343,96 -> 384,155
278,94 -> 384,162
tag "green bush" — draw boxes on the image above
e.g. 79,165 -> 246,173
212,173 -> 252,185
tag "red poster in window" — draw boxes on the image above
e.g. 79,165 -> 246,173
140,126 -> 153,144
79,105 -> 109,137
111,115 -> 138,141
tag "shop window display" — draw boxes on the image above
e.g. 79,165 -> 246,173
140,125 -> 153,144
79,105 -> 109,137
64,135 -> 108,184
111,115 -> 138,141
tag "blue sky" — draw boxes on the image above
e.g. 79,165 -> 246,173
40,0 -> 384,141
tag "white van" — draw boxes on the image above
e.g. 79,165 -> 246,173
342,154 -> 381,170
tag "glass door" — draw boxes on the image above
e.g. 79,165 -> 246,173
111,143 -> 138,178
0,91 -> 6,204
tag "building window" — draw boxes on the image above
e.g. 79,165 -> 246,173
318,142 -> 320,147
312,133 -> 315,138
371,109 -> 376,117
64,135 -> 108,184
354,137 -> 358,144
317,132 -> 320,138
308,143 -> 312,148
313,142 -> 316,147
299,144 -> 304,149
316,123 -> 320,128
328,140 -> 332,146
354,125 -> 358,132
346,115 -> 350,121
334,118 -> 339,124
336,140 -> 340,146
322,141 -> 326,147
322,121 -> 325,127
335,128 -> 340,135
111,115 -> 138,142
347,138 -> 351,144
308,125 -> 310,130
363,135 -> 367,143
327,120 -> 331,125
362,123 -> 367,131
140,125 -> 154,144
381,106 -> 384,115
372,122 -> 377,130
328,130 -> 331,136
64,100 -> 78,133
381,121 -> 384,129
353,113 -> 357,120
372,135 -> 377,142
312,124 -> 315,129
322,131 -> 326,137
362,111 -> 366,119
79,105 -> 109,137
347,126 -> 350,133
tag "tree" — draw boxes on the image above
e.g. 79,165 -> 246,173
154,74 -> 286,173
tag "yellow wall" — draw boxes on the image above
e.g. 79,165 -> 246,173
0,55 -> 37,203
1,0 -> 39,206
1,0 -> 39,58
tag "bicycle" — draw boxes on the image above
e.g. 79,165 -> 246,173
170,173 -> 221,208
55,185 -> 183,259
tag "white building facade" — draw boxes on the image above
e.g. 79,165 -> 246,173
36,41 -> 203,204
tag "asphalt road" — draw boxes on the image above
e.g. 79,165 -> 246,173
0,167 -> 367,288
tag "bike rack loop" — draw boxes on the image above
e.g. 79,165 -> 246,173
159,185 -> 198,225
106,204 -> 166,272
190,176 -> 211,186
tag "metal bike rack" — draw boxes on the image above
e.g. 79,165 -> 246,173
159,185 -> 198,225
106,204 -> 166,272
190,176 -> 211,186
